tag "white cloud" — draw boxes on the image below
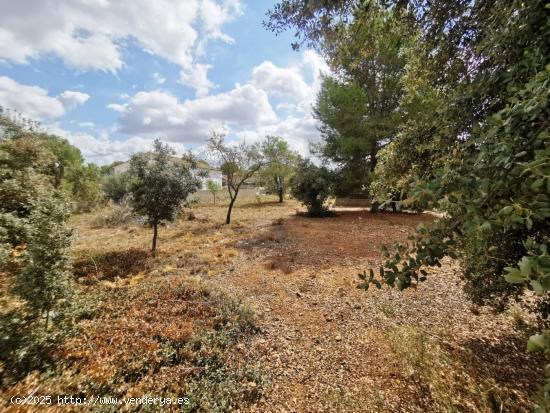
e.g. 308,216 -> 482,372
58,91 -> 90,110
178,63 -> 213,98
95,50 -> 329,163
197,0 -> 241,54
76,121 -> 95,128
69,50 -> 329,164
106,103 -> 127,113
251,61 -> 310,100
152,72 -> 166,84
0,76 -> 87,119
45,123 -> 188,165
237,114 -> 320,157
109,83 -> 276,142
0,0 -> 241,95
234,51 -> 329,155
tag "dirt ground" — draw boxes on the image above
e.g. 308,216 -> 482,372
6,196 -> 540,412
199,202 -> 542,412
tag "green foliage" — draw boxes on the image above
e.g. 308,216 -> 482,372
0,309 -> 60,385
34,133 -> 103,211
13,195 -> 72,326
366,0 -> 549,404
0,110 -> 103,211
290,159 -> 334,217
64,163 -> 103,212
0,111 -> 74,383
313,78 -> 373,196
310,4 -> 409,197
102,172 -> 131,203
206,179 -> 221,205
369,1 -> 550,302
0,135 -> 55,217
129,139 -> 202,253
260,135 -> 299,202
40,133 -> 84,186
208,133 -> 264,224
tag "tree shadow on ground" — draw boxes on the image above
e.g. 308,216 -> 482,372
239,201 -> 285,209
236,210 -> 433,274
73,248 -> 151,282
449,330 -> 544,397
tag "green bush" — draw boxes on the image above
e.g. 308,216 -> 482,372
103,172 -> 131,204
290,159 -> 334,217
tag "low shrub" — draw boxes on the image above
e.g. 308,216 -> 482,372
290,159 -> 335,217
92,197 -> 136,227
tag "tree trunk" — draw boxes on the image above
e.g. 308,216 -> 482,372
213,193 -> 216,205
54,163 -> 64,188
278,187 -> 284,203
152,221 -> 158,256
226,195 -> 236,224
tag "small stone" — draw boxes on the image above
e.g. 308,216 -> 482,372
335,335 -> 342,341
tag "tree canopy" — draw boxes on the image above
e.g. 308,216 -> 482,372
260,135 -> 299,203
309,3 -> 409,197
129,139 -> 202,255
208,133 -> 264,224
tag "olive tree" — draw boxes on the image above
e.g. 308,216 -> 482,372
207,133 -> 264,224
129,139 -> 202,255
206,179 -> 221,205
260,135 -> 299,203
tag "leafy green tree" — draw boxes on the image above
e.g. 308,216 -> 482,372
40,134 -> 84,188
260,135 -> 299,203
290,159 -> 334,217
103,172 -> 131,203
208,133 -> 264,224
34,134 -> 103,211
206,179 -> 221,205
0,135 -> 54,217
13,195 -> 72,329
129,139 -> 202,255
309,4 -> 409,199
0,113 -> 102,211
0,111 -> 75,383
64,164 -> 103,212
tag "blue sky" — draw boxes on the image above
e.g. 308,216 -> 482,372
0,0 -> 328,164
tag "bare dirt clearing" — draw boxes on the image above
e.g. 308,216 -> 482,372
210,206 -> 542,412
4,198 -> 540,412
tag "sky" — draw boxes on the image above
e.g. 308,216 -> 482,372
0,0 -> 329,165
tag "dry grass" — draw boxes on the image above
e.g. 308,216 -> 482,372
1,194 -> 543,412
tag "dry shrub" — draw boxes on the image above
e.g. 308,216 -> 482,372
265,256 -> 292,274
53,280 -> 262,411
92,201 -> 136,228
